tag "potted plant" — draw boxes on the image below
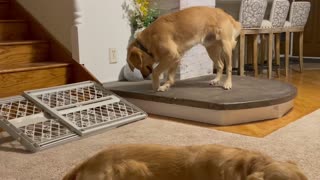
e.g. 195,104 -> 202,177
125,0 -> 160,37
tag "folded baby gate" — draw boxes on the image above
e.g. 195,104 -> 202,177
0,81 -> 147,152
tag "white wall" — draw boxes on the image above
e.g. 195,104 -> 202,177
17,0 -> 73,51
17,0 -> 132,83
78,0 -> 132,83
150,0 -> 215,15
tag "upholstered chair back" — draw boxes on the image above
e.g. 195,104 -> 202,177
269,0 -> 290,28
239,0 -> 268,28
289,1 -> 311,27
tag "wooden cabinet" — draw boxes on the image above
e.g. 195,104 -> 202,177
293,0 -> 320,57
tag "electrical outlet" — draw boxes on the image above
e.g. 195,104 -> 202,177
109,48 -> 117,64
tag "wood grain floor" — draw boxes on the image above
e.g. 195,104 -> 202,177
151,69 -> 320,137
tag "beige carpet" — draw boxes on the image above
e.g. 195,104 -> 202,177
0,109 -> 319,180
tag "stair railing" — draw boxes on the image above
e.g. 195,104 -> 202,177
71,0 -> 83,64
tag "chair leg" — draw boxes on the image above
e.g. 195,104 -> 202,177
285,31 -> 290,77
260,34 -> 266,65
253,34 -> 259,77
268,33 -> 273,79
239,32 -> 245,76
247,36 -> 253,65
299,31 -> 304,73
275,33 -> 281,77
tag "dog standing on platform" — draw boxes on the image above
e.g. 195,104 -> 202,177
63,144 -> 307,180
127,6 -> 241,92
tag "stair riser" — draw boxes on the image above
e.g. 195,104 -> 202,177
0,3 -> 9,19
0,66 -> 71,97
0,43 -> 49,65
0,22 -> 28,40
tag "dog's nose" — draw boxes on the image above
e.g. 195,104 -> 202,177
143,75 -> 148,78
142,73 -> 150,79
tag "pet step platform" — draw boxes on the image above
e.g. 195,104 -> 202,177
104,75 -> 296,126
0,81 -> 147,152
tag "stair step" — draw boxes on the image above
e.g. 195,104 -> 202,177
0,62 -> 72,98
0,1 -> 9,19
0,40 -> 47,45
0,62 -> 70,73
0,20 -> 29,41
0,40 -> 49,65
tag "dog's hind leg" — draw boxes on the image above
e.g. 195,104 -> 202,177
158,62 -> 179,92
206,44 -> 223,86
221,40 -> 233,90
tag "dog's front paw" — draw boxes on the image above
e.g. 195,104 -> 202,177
152,84 -> 160,92
157,85 -> 170,92
210,79 -> 220,86
223,81 -> 232,90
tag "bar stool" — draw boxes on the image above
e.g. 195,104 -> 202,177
260,0 -> 290,78
238,0 -> 268,76
283,1 -> 311,76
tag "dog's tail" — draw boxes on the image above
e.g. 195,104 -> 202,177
232,20 -> 242,34
230,18 -> 242,49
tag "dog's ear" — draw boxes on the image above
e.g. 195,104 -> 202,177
128,47 -> 143,71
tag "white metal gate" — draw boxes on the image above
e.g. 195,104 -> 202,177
0,81 -> 147,152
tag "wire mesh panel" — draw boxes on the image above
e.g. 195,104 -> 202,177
0,96 -> 79,152
24,81 -> 147,135
36,83 -> 107,109
0,96 -> 41,120
61,101 -> 143,132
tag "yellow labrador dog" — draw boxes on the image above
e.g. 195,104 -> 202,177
127,7 -> 241,92
63,144 -> 307,180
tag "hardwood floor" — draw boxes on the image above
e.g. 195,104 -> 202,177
151,68 -> 320,137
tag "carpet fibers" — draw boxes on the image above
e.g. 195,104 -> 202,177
0,109 -> 319,180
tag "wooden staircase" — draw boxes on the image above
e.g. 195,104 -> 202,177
0,0 -> 98,98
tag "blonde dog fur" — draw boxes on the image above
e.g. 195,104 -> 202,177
63,144 -> 307,180
127,7 -> 241,91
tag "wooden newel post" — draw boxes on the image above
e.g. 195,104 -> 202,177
71,0 -> 83,63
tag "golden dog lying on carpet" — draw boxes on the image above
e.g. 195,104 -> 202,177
127,6 -> 241,92
63,144 -> 307,180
